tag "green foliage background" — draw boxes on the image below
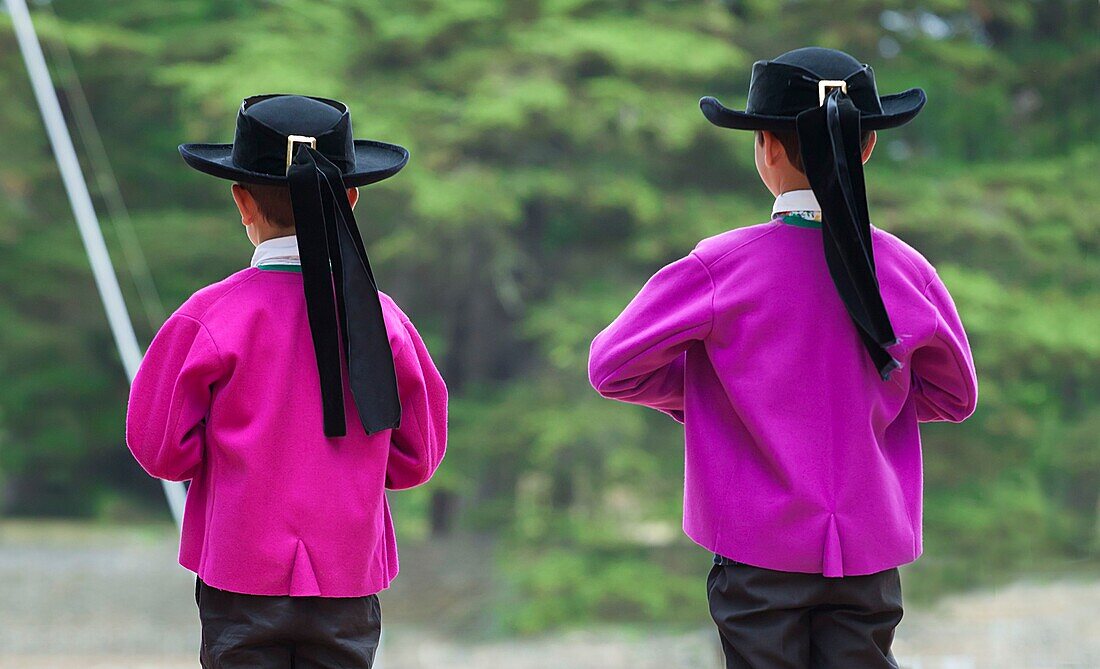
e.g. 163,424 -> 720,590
1,0 -> 1097,632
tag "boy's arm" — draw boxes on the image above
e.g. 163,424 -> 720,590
588,252 -> 714,422
910,272 -> 978,422
125,313 -> 223,481
386,317 -> 448,490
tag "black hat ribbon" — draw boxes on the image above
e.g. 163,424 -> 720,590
795,86 -> 902,380
287,140 -> 401,436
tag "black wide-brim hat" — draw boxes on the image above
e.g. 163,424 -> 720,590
700,47 -> 926,131
179,94 -> 408,186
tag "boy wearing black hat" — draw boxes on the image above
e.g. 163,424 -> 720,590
125,95 -> 448,668
589,48 -> 977,668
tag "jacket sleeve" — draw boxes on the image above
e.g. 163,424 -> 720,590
910,271 -> 979,423
125,312 -> 223,481
588,252 -> 714,422
386,317 -> 448,490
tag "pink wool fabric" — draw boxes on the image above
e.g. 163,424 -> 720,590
589,218 -> 978,577
126,267 -> 447,597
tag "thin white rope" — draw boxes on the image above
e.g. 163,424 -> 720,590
7,0 -> 186,528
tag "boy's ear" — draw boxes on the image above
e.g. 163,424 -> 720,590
347,187 -> 359,210
231,183 -> 258,226
861,131 -> 877,164
762,131 -> 785,168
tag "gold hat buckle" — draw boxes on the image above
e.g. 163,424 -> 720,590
285,135 -> 317,172
818,80 -> 848,106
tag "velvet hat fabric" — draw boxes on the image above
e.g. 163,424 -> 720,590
699,47 -> 926,131
179,94 -> 408,187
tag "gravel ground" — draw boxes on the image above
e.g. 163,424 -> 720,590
1,521 -> 1097,669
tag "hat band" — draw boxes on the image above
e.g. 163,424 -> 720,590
745,62 -> 883,118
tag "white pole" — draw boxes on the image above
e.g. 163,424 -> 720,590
6,0 -> 186,527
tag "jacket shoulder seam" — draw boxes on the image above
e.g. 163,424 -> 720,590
702,223 -> 783,268
689,252 -> 717,340
182,270 -> 265,323
174,313 -> 225,368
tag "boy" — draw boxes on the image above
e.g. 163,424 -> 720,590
588,48 -> 977,668
126,94 -> 447,668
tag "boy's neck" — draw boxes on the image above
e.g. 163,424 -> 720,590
772,175 -> 811,196
255,230 -> 297,245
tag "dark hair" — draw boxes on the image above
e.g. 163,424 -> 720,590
756,129 -> 873,173
237,182 -> 295,229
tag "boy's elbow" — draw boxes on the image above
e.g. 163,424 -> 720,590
386,433 -> 446,490
126,430 -> 163,479
151,445 -> 201,481
386,469 -> 429,491
126,422 -> 202,482
151,462 -> 199,482
589,365 -> 650,403
588,358 -> 631,400
386,455 -> 442,490
587,334 -> 619,396
946,367 -> 979,422
915,380 -> 978,424
950,382 -> 979,423
587,356 -> 604,394
937,398 -> 976,424
588,367 -> 614,398
129,443 -> 198,482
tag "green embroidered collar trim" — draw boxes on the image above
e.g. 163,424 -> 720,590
256,264 -> 303,273
780,213 -> 822,229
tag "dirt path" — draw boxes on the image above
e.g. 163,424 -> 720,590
1,522 -> 1096,669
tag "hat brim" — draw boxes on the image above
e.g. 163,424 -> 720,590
700,88 -> 926,132
178,139 -> 409,187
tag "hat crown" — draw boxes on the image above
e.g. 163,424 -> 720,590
743,47 -> 882,118
231,94 -> 356,176
245,95 -> 346,137
772,47 -> 864,79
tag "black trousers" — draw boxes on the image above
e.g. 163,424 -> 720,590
707,558 -> 903,669
195,578 -> 381,669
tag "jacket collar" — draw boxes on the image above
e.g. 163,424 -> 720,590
771,189 -> 821,216
250,234 -> 300,267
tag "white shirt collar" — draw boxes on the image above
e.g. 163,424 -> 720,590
771,189 -> 821,217
249,234 -> 300,268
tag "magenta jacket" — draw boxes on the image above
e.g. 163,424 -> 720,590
126,267 -> 447,596
589,216 -> 977,577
